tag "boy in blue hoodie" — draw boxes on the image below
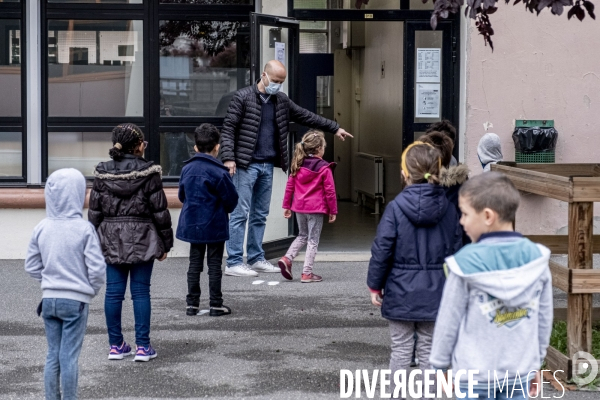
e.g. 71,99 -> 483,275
430,172 -> 553,399
25,168 -> 106,400
177,124 -> 238,317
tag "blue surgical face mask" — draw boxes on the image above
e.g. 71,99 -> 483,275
263,73 -> 282,95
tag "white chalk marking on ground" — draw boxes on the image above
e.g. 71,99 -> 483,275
267,281 -> 280,286
198,310 -> 209,315
252,280 -> 265,285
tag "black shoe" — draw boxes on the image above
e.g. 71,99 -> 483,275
209,305 -> 232,317
186,306 -> 199,316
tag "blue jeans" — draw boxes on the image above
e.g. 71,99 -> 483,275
42,298 -> 89,400
105,262 -> 154,347
226,162 -> 274,266
467,380 -> 530,399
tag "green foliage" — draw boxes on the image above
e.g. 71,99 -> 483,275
550,321 -> 600,359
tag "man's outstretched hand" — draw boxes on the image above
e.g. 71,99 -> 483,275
335,128 -> 353,141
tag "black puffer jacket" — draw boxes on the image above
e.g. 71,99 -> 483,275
88,155 -> 174,265
220,82 -> 340,172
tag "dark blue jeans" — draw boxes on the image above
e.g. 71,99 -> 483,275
42,298 -> 89,400
105,261 -> 154,347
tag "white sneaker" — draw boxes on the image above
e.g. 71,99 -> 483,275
251,260 -> 280,273
225,264 -> 259,277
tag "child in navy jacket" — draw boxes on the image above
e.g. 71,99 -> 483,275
367,142 -> 463,396
176,124 -> 238,317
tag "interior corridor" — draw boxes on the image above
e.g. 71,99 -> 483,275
317,201 -> 380,253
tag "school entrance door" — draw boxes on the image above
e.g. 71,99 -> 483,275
262,4 -> 461,257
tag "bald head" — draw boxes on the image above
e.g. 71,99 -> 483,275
263,60 -> 287,83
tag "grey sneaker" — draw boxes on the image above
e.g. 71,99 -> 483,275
251,260 -> 279,273
225,264 -> 258,277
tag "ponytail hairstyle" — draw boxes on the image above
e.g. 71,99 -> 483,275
290,130 -> 326,176
401,141 -> 442,185
109,123 -> 145,161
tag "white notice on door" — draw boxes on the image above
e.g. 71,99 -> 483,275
416,83 -> 440,118
416,48 -> 441,83
275,42 -> 286,66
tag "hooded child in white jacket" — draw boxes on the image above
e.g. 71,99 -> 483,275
25,168 -> 106,400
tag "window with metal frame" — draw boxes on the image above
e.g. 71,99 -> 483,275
39,0 -> 254,182
0,1 -> 25,182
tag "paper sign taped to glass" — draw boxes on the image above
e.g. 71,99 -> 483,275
275,42 -> 286,66
416,83 -> 440,118
416,48 -> 441,83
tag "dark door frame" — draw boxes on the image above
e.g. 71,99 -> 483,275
286,3 -> 461,157
250,12 -> 301,259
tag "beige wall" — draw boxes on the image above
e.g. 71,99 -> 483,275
464,7 -> 600,234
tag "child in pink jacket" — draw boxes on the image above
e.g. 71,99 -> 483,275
278,130 -> 337,283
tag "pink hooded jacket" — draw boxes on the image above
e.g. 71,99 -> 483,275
282,157 -> 338,215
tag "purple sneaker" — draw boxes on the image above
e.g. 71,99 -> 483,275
134,345 -> 157,362
108,342 -> 132,360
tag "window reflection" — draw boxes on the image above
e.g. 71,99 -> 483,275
159,20 -> 250,117
48,0 -> 142,3
0,132 -> 22,177
0,20 -> 21,117
160,131 -> 195,176
48,132 -> 112,176
47,20 -> 144,117
160,0 -> 251,4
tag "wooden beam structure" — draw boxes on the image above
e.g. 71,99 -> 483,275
545,346 -> 571,382
491,163 -> 600,382
567,202 -> 594,358
526,235 -> 600,254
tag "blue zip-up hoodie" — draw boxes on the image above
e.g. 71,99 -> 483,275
430,232 -> 553,387
367,183 -> 463,321
25,168 -> 106,303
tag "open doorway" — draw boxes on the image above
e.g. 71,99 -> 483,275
297,20 -> 407,252
294,17 -> 458,252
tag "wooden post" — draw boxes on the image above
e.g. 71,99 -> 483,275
567,202 -> 594,360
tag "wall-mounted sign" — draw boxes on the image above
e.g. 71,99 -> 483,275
416,48 -> 441,83
416,83 -> 440,118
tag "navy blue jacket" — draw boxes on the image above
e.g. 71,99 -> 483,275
367,184 -> 463,322
176,153 -> 239,244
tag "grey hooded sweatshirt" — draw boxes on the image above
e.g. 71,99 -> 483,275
477,133 -> 503,172
430,232 -> 553,388
25,168 -> 106,303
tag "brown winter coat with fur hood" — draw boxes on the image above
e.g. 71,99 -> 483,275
88,154 -> 173,265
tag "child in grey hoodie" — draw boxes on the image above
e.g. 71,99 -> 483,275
25,168 -> 106,400
430,172 -> 552,399
477,132 -> 503,172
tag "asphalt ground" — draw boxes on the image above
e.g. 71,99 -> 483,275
0,258 -> 597,400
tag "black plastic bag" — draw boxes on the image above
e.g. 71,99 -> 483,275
512,127 -> 558,153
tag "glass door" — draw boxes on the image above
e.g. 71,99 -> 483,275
250,13 -> 300,258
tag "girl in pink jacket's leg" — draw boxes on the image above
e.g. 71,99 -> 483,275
278,130 -> 338,283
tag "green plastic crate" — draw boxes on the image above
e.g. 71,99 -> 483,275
515,151 -> 555,163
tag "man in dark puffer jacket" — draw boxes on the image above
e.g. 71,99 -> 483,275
221,60 -> 352,277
